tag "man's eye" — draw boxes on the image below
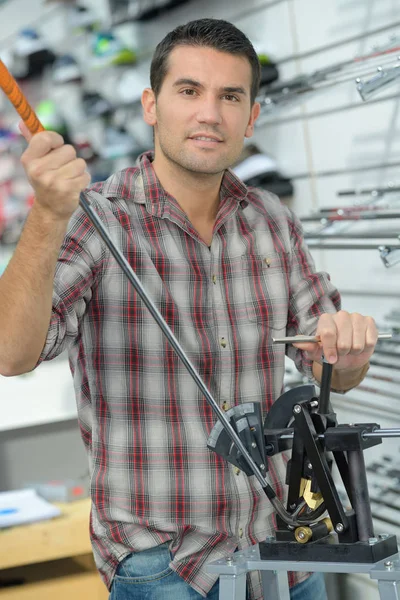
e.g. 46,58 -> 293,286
182,89 -> 196,96
224,94 -> 239,102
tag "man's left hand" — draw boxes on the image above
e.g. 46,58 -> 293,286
293,310 -> 378,371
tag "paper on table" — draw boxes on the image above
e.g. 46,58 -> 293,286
0,488 -> 61,528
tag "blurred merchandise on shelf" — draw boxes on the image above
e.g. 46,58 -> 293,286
52,53 -> 83,84
108,0 -> 191,24
9,28 -> 56,80
82,90 -> 114,119
99,125 -> 139,159
74,134 -> 99,163
91,30 -> 137,68
0,126 -> 18,151
117,68 -> 149,105
67,3 -> 100,34
232,144 -> 294,200
36,98 -> 72,141
252,42 -> 280,87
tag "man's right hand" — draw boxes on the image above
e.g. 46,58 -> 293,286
19,121 -> 91,221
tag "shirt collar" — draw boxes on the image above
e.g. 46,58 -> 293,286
98,150 -> 249,217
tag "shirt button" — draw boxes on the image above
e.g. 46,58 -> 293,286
239,528 -> 244,539
234,467 -> 241,476
212,274 -> 217,284
220,337 -> 227,348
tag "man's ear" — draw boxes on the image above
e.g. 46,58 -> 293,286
142,88 -> 157,126
245,101 -> 261,138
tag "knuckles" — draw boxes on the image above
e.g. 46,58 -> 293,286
74,157 -> 87,172
37,130 -> 64,148
61,144 -> 77,162
351,343 -> 365,354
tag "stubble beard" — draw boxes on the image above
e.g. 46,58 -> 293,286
156,127 -> 243,178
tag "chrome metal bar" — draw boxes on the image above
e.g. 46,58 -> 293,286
373,429 -> 400,435
304,232 -> 400,240
338,185 -> 400,197
260,55 -> 400,113
357,62 -> 400,101
307,243 -> 400,250
379,246 -> 400,268
278,24 -> 400,66
273,333 -> 392,344
367,431 -> 400,438
256,91 -> 400,131
277,429 -> 400,441
301,211 -> 400,222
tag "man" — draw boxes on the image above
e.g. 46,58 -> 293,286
0,18 -> 376,600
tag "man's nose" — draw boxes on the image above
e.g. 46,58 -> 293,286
196,96 -> 223,125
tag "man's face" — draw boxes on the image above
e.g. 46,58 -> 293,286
143,46 -> 260,176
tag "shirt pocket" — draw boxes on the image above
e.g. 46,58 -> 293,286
241,252 -> 289,330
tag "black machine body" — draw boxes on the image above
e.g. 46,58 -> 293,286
207,360 -> 398,565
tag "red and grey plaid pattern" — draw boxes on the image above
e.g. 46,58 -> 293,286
39,152 -> 340,598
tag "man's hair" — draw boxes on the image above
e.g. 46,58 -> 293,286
150,18 -> 261,105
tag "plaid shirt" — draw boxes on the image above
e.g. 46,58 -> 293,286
39,151 -> 340,598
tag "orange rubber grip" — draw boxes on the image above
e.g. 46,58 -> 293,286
0,59 -> 45,134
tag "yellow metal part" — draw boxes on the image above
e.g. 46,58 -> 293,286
303,479 -> 324,509
322,517 -> 333,533
299,477 -> 307,497
295,526 -> 312,544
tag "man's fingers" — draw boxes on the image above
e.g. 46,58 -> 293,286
21,130 -> 65,163
348,313 -> 367,355
365,316 -> 378,348
29,144 -> 78,176
18,120 -> 33,143
292,341 -> 323,363
316,313 -> 339,364
57,157 -> 88,181
294,312 -> 378,370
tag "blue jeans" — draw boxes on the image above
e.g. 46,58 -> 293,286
109,543 -> 327,600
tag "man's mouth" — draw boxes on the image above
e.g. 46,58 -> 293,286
189,134 -> 223,146
191,136 -> 221,142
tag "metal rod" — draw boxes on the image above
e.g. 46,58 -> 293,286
338,185 -> 400,197
357,384 -> 400,402
374,348 -> 400,358
367,372 -> 400,385
304,232 -> 400,240
277,429 -> 400,440
261,55 -> 400,113
278,24 -> 400,66
269,45 -> 400,96
306,243 -> 400,250
369,358 -> 399,370
367,431 -> 400,438
273,333 -> 392,344
370,428 -> 400,434
358,62 -> 400,102
300,211 -> 400,223
257,91 -> 400,132
321,204 -> 400,213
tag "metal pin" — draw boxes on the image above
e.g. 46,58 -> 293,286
272,333 -> 392,344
